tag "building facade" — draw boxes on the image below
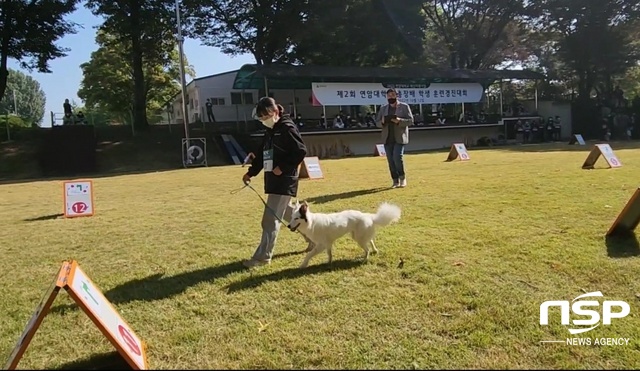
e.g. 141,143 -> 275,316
168,69 -> 354,125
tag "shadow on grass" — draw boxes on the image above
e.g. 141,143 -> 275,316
50,260 -> 245,314
53,351 -> 131,370
225,259 -> 364,293
605,233 -> 640,258
50,250 -> 309,313
23,213 -> 64,222
305,187 -> 390,204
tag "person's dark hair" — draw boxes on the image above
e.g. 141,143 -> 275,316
255,96 -> 284,117
386,88 -> 397,95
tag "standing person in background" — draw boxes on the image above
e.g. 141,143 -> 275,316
242,97 -> 310,268
376,88 -> 414,188
63,99 -> 72,115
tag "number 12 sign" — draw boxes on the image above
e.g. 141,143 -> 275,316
63,180 -> 95,218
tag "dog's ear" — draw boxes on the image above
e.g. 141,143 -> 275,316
295,199 -> 300,208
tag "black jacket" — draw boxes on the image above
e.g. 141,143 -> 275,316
246,115 -> 307,197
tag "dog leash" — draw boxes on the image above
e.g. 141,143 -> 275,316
230,182 -> 309,239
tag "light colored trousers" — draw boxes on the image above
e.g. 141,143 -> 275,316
252,194 -> 313,261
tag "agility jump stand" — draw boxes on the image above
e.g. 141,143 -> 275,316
374,144 -> 386,157
445,143 -> 470,162
607,187 -> 640,238
582,143 -> 621,169
568,134 -> 586,145
298,157 -> 324,180
3,260 -> 149,370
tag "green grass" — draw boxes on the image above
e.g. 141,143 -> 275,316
1,142 -> 640,369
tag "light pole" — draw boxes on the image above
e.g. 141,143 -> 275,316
175,0 -> 190,142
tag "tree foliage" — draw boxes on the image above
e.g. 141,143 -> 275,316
292,0 -> 426,67
420,0 -> 536,69
78,30 -> 195,124
70,100 -> 113,126
0,0 -> 78,101
536,0 -> 640,100
85,0 -> 179,129
0,68 -> 46,126
183,0 -> 309,65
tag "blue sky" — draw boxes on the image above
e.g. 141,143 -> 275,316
7,6 -> 255,127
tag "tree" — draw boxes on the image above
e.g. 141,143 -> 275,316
0,0 -> 78,101
85,0 -> 179,129
183,0 -> 309,65
421,0 -> 536,69
292,0 -> 427,67
78,30 -> 195,124
70,100 -> 113,126
617,64 -> 640,100
0,69 -> 46,126
537,0 -> 640,100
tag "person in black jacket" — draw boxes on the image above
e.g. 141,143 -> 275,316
242,97 -> 309,268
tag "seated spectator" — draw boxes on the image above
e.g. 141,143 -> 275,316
333,114 -> 345,129
63,112 -> 75,125
465,111 -> 476,124
413,113 -> 424,126
356,113 -> 367,128
295,114 -> 304,129
345,115 -> 353,127
75,111 -> 87,125
319,114 -> 327,129
478,110 -> 487,123
365,112 -> 376,127
436,113 -> 446,125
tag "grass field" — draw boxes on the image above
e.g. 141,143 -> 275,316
1,142 -> 640,369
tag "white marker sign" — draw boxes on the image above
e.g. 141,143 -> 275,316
64,180 -> 94,218
71,266 -> 146,369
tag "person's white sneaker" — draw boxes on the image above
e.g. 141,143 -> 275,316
242,259 -> 270,269
391,179 -> 400,188
399,178 -> 407,188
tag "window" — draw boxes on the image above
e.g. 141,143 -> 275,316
230,92 -> 254,105
210,98 -> 225,105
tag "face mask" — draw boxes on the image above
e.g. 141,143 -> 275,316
261,116 -> 276,128
388,98 -> 397,104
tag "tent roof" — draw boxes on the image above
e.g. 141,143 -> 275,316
232,64 -> 545,90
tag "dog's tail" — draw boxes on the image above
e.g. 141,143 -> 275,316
372,202 -> 401,227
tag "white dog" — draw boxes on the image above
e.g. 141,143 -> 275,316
287,201 -> 402,268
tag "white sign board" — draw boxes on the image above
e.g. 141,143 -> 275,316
311,82 -> 484,106
71,266 -> 146,369
455,143 -> 470,160
63,180 -> 94,218
299,157 -> 324,179
596,144 -> 622,168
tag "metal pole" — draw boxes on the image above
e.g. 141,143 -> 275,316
5,113 -> 10,141
12,89 -> 18,115
175,0 -> 189,142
